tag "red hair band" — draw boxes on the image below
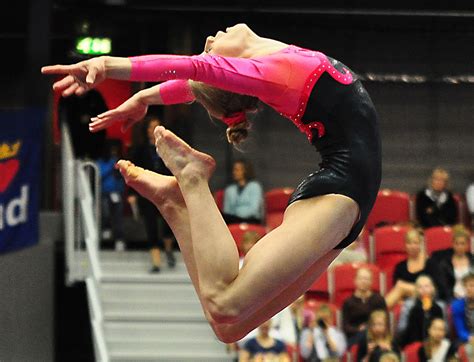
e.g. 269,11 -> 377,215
222,112 -> 246,126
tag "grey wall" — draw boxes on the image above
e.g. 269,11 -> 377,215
0,212 -> 59,362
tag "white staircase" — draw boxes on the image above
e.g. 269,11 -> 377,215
62,124 -> 232,361
91,251 -> 232,362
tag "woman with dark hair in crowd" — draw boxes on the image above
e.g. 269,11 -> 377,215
223,159 -> 264,225
417,318 -> 457,362
42,23 -> 381,343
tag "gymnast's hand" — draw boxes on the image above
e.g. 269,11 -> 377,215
89,93 -> 148,132
41,57 -> 107,97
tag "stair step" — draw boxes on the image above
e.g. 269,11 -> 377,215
104,308 -> 206,322
103,300 -> 203,315
100,283 -> 198,300
109,350 -> 233,362
104,321 -> 216,340
109,339 -> 224,353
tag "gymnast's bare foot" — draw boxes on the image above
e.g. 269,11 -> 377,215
154,126 -> 216,184
115,160 -> 185,209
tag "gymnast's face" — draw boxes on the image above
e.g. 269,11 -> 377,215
204,24 -> 254,57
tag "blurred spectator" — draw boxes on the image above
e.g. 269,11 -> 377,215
395,275 -> 445,348
431,224 -> 473,301
300,304 -> 347,361
97,139 -> 126,250
223,159 -> 264,225
58,89 -> 107,159
239,319 -> 290,362
416,167 -> 458,228
451,272 -> 474,355
239,230 -> 263,268
271,294 -> 306,351
330,228 -> 368,267
342,267 -> 387,345
467,182 -> 474,227
378,352 -> 400,362
356,310 -> 400,362
385,229 -> 447,308
417,318 -> 457,362
127,116 -> 176,272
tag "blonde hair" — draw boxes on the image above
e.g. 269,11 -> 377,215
429,167 -> 450,187
189,81 -> 259,144
368,310 -> 391,343
405,228 -> 423,244
453,224 -> 470,240
379,352 -> 400,362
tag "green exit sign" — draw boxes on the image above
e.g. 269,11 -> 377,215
76,37 -> 112,55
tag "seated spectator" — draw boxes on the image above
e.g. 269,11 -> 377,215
451,272 -> 474,357
417,318 -> 457,362
223,159 -> 264,225
97,139 -> 126,250
356,310 -> 400,362
342,267 -> 387,345
239,319 -> 290,362
467,182 -> 474,227
385,229 -> 447,308
431,224 -> 474,301
300,304 -> 347,361
378,352 -> 400,362
395,275 -> 445,348
239,230 -> 263,268
416,167 -> 458,228
330,228 -> 368,267
271,294 -> 306,352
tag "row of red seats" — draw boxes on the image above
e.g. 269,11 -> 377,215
215,187 -> 471,232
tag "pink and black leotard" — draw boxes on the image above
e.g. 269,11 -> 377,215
129,45 -> 382,248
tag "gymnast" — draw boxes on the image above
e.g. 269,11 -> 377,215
42,23 -> 381,343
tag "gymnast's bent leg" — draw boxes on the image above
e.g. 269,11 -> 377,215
153,127 -> 359,327
116,159 -> 344,343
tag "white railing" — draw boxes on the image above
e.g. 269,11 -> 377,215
61,124 -> 108,361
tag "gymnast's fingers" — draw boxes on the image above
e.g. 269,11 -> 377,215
41,64 -> 74,75
52,75 -> 75,92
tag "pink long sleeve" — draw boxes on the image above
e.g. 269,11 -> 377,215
159,80 -> 195,105
129,46 -> 353,124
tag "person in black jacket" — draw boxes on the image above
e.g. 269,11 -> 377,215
395,275 -> 445,348
417,318 -> 457,361
431,224 -> 474,301
416,167 -> 458,228
127,115 -> 176,272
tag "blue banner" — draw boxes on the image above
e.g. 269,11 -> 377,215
0,109 -> 43,253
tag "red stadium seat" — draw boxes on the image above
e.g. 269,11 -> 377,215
366,189 -> 411,231
213,189 -> 224,211
227,223 -> 267,256
264,187 -> 294,230
425,226 -> 454,254
331,263 -> 384,307
403,341 -> 422,361
371,225 -> 410,289
458,344 -> 469,362
307,270 -> 331,302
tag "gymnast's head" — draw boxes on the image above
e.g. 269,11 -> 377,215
190,81 -> 259,145
203,23 -> 257,57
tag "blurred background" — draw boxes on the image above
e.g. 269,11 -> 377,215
1,1 -> 474,361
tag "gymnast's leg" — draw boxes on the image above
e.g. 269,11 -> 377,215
153,126 -> 359,328
116,159 -> 343,342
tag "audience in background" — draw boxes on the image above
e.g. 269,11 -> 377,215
300,304 -> 347,361
271,295 -> 306,353
127,116 -> 176,272
431,224 -> 473,301
466,182 -> 474,227
223,159 -> 264,225
342,267 -> 387,345
395,275 -> 445,348
239,230 -> 263,268
97,139 -> 126,251
384,228 -> 447,308
239,319 -> 290,362
416,167 -> 458,228
451,272 -> 474,357
356,310 -> 400,362
417,318 -> 457,362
